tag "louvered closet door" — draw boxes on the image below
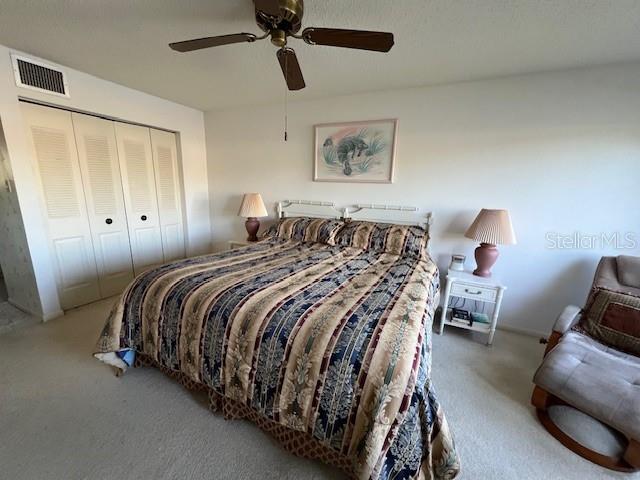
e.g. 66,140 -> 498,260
72,113 -> 134,297
150,129 -> 185,262
114,123 -> 164,275
21,103 -> 101,309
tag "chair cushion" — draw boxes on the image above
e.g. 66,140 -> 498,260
591,256 -> 640,300
618,255 -> 640,289
534,331 -> 640,440
580,289 -> 640,356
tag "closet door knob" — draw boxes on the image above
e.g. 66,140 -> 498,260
105,218 -> 113,225
141,215 -> 147,221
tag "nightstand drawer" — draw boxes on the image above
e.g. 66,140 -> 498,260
450,283 -> 497,302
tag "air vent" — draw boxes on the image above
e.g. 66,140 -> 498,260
11,54 -> 69,97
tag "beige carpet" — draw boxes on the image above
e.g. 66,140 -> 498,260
0,298 -> 637,480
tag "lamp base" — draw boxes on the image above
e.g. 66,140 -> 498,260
245,217 -> 260,242
473,243 -> 499,277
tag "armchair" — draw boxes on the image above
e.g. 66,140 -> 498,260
531,256 -> 640,472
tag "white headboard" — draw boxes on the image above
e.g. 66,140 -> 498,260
277,199 -> 342,219
344,204 -> 433,234
276,200 -> 433,236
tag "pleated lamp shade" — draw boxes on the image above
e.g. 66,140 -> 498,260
464,209 -> 516,246
238,193 -> 268,218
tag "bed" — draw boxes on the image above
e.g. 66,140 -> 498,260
95,200 -> 460,480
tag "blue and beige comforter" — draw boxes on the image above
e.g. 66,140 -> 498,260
95,238 -> 459,479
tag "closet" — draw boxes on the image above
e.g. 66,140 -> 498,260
73,113 -> 134,298
21,102 -> 185,310
115,122 -> 165,274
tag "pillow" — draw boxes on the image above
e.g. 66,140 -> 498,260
264,217 -> 343,245
580,289 -> 640,356
333,220 -> 430,259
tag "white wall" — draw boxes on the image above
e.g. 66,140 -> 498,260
0,44 -> 211,320
205,63 -> 640,336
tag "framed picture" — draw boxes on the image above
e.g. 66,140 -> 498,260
313,119 -> 398,183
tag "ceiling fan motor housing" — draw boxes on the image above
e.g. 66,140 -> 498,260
256,0 -> 304,38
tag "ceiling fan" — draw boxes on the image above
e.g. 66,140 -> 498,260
169,0 -> 395,91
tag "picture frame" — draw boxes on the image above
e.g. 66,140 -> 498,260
313,118 -> 398,183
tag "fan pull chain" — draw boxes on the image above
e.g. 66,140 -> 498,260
284,50 -> 288,142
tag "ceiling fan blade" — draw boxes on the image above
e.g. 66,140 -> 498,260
254,0 -> 281,17
302,28 -> 394,52
277,48 -> 305,91
169,33 -> 256,52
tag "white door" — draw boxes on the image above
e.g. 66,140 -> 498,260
150,129 -> 185,262
115,122 -> 164,275
21,102 -> 101,309
72,113 -> 134,297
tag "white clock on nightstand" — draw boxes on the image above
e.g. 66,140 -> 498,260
439,269 -> 506,345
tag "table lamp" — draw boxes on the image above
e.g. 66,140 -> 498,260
464,209 -> 516,277
238,193 -> 268,242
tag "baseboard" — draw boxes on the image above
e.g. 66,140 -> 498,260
7,297 -> 40,317
7,297 -> 63,322
42,308 -> 64,322
497,323 -> 546,339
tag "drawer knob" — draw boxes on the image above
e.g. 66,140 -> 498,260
465,288 -> 482,295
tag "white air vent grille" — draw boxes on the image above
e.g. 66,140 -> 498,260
12,54 -> 69,97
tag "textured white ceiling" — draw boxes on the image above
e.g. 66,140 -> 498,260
1,0 -> 640,111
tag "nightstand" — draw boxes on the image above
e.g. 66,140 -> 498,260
438,269 -> 506,345
228,240 -> 250,250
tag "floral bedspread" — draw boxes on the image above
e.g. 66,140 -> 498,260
96,239 -> 459,479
